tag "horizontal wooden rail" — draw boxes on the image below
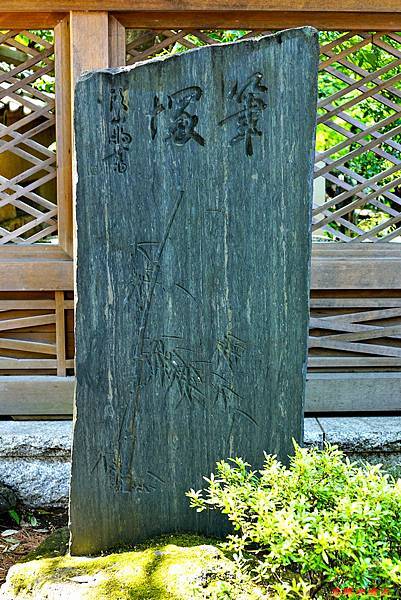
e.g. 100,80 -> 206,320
0,246 -> 399,291
0,359 -> 74,369
0,13 -> 67,27
306,372 -> 401,412
1,8 -> 401,29
0,376 -> 74,415
117,11 -> 401,30
2,1 -> 401,13
311,246 -> 401,290
0,260 -> 73,291
2,374 -> 399,415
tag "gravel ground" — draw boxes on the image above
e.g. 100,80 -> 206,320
0,509 -> 68,585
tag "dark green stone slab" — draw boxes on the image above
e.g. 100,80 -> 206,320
70,28 -> 318,555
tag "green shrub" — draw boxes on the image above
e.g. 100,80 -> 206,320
187,444 -> 401,599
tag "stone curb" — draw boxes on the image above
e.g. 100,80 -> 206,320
304,417 -> 401,453
0,422 -> 72,460
0,422 -> 71,508
0,418 -> 399,508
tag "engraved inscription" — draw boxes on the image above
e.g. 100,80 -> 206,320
109,191 -> 256,492
128,471 -> 166,495
126,241 -> 163,318
106,87 -> 132,173
115,191 -> 185,492
149,86 -> 205,147
92,447 -> 166,495
219,72 -> 268,156
140,337 -> 206,408
110,87 -> 129,122
138,331 -> 248,411
211,372 -> 243,409
216,332 -> 246,371
226,408 -> 259,445
211,332 -> 246,408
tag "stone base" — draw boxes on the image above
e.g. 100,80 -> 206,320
0,533 -> 262,600
0,418 -> 400,508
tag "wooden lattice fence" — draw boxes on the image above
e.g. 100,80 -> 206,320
309,291 -> 401,370
0,23 -> 73,393
1,14 -> 401,414
316,32 -> 401,243
0,291 -> 74,375
0,29 -> 57,244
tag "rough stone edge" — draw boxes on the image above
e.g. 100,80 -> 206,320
0,422 -> 71,459
305,417 -> 401,453
0,459 -> 70,508
77,26 -> 319,84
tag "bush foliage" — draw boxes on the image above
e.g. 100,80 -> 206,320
187,444 -> 401,599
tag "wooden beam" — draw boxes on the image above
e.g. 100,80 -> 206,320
55,16 -> 74,258
69,11 -> 111,276
311,244 -> 401,289
0,359 -> 74,369
0,338 -> 56,355
116,10 -> 401,30
3,374 -> 398,416
109,14 -> 126,67
0,247 -> 73,260
55,291 -> 67,376
309,357 -> 401,367
306,372 -> 401,413
0,13 -> 67,27
1,7 -> 401,29
312,257 -> 401,289
0,260 -> 73,291
0,247 -> 397,291
0,376 -> 74,415
0,300 -> 56,309
69,11 -> 110,87
0,314 -> 55,332
2,1 -> 401,13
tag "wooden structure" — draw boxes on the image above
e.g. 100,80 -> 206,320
1,2 -> 401,415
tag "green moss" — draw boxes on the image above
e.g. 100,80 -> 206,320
5,533 -> 265,599
22,527 -> 69,562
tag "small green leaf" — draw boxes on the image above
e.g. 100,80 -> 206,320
27,515 -> 38,527
8,509 -> 21,525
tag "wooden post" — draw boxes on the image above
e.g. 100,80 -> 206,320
55,291 -> 66,376
55,15 -> 73,258
69,12 -> 110,88
109,15 -> 126,67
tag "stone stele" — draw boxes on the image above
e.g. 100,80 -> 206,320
70,27 -> 319,555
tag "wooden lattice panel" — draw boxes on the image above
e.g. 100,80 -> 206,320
309,293 -> 401,369
126,30 -> 258,65
316,32 -> 401,242
0,292 -> 74,375
0,30 -> 57,244
127,29 -> 401,243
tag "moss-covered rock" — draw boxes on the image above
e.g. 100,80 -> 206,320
22,527 -> 70,563
0,532 -> 266,599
